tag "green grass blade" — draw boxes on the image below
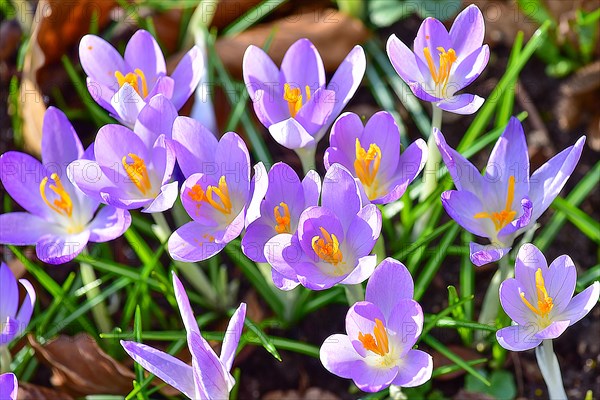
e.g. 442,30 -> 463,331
550,197 -> 600,243
221,0 -> 287,36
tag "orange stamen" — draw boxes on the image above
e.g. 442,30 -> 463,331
122,153 -> 152,195
474,176 -> 517,231
39,173 -> 73,217
358,319 -> 390,356
274,202 -> 291,234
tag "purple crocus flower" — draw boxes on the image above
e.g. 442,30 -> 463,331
69,95 -> 179,214
243,38 -> 366,151
168,117 -> 251,262
122,273 -> 246,399
79,29 -> 202,127
320,257 -> 433,392
264,164 -> 381,290
324,111 -> 427,204
1,262 -> 35,347
386,5 -> 489,114
496,244 -> 599,351
241,162 -> 321,290
0,373 -> 18,400
0,107 -> 130,264
436,117 -> 585,266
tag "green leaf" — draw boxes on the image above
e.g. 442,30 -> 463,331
495,31 -> 524,129
221,0 -> 287,36
550,197 -> 600,243
368,0 -> 412,27
241,316 -> 282,362
465,369 -> 517,399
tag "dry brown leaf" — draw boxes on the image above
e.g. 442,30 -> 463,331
263,387 -> 340,400
18,383 -> 74,400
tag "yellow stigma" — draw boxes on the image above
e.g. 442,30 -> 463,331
283,83 -> 311,118
274,202 -> 291,234
122,153 -> 152,195
358,319 -> 390,357
354,138 -> 382,199
311,227 -> 343,266
188,176 -> 233,215
423,46 -> 457,96
474,175 -> 517,232
520,268 -> 554,318
115,68 -> 149,98
39,173 -> 73,217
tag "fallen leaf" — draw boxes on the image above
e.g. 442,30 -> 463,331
18,383 -> 74,400
263,387 -> 340,400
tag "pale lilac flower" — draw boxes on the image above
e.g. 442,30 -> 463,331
387,5 -> 489,114
324,111 -> 427,203
168,117 -> 251,262
0,373 -> 18,399
69,95 -> 179,214
79,29 -> 202,127
435,117 -> 585,266
122,273 -> 246,399
1,262 -> 35,347
497,244 -> 599,351
264,164 -> 381,290
0,107 -> 130,264
243,38 -> 366,151
320,258 -> 433,392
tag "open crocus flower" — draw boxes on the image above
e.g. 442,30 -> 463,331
243,38 -> 366,152
122,273 -> 246,399
436,117 -> 585,266
1,262 -> 35,347
324,111 -> 427,204
264,164 -> 381,290
241,162 -> 321,290
0,373 -> 18,400
69,95 -> 178,214
386,5 -> 489,114
168,117 -> 251,262
496,244 -> 599,351
0,107 -> 130,264
79,29 -> 202,127
320,258 -> 433,392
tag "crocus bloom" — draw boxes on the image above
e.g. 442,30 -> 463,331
387,5 -> 489,114
0,373 -> 18,400
436,117 -> 585,266
0,107 -> 130,264
122,273 -> 246,399
79,29 -> 202,127
324,111 -> 427,203
496,244 -> 599,351
242,162 -> 321,289
320,257 -> 433,392
69,95 -> 178,214
243,38 -> 366,151
168,117 -> 251,262
1,262 -> 35,347
264,164 -> 381,290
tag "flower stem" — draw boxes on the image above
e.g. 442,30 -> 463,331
476,255 -> 512,343
344,283 -> 364,305
80,249 -> 113,333
296,147 -> 317,175
0,346 -> 11,373
535,340 -> 567,400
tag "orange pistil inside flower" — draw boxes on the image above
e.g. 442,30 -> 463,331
423,46 -> 457,96
520,268 -> 554,318
188,176 -> 233,215
358,319 -> 390,356
283,83 -> 311,118
474,175 -> 517,232
311,227 -> 343,265
39,173 -> 73,217
122,153 -> 152,195
115,68 -> 149,98
354,138 -> 381,199
274,202 -> 291,234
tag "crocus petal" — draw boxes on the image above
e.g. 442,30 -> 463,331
243,45 -> 279,100
172,272 -> 201,337
325,112 -> 363,170
280,38 -> 326,91
268,118 -> 315,150
469,242 -> 511,267
499,278 -> 533,325
434,129 -> 484,195
449,45 -> 489,93
146,75 -> 175,101
15,278 -> 35,335
245,162 -> 268,227
272,269 -> 300,291
556,282 -> 600,326
42,107 -> 84,167
294,88 -> 335,136
0,372 -> 17,400
346,205 -> 381,257
528,136 -> 586,221
496,325 -> 541,351
534,320 -> 570,340
251,88 -> 288,128
36,230 -> 90,265
0,152 -> 50,217
264,233 -> 306,290
436,93 -> 484,115
497,196 -> 533,238
121,340 -> 196,398
321,164 -> 361,230
352,361 -> 398,393
67,159 -> 117,204
220,303 -> 247,372
386,35 -> 424,87
294,261 -> 347,291
441,190 -> 491,237
361,111 -> 401,179
142,181 -> 179,213
110,84 -> 146,127
414,17 -> 452,71
86,78 -> 117,114
0,264 -> 18,319
545,255 -> 577,315
392,349 -> 433,388
346,302 -> 386,356
297,206 -> 344,257
171,45 -> 203,110
241,222 -> 274,263
515,243 -> 548,302
0,212 -> 51,245
134,95 -> 177,148
339,255 -> 377,285
449,5 -> 485,57
320,334 -> 363,379
172,116 -> 219,178
1,317 -> 19,345
87,206 -> 131,242
302,169 -> 321,206
188,331 -> 231,399
386,299 -> 423,350
365,258 -> 414,320
168,222 -> 227,262
79,34 -> 126,86
124,29 -> 166,88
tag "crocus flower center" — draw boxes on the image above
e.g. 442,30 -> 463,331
188,176 -> 233,215
283,83 -> 311,118
39,173 -> 73,217
473,176 -> 517,232
520,268 -> 554,319
354,138 -> 381,199
122,153 -> 152,195
423,46 -> 457,96
311,227 -> 343,266
273,202 -> 291,234
358,318 -> 390,357
115,69 -> 149,98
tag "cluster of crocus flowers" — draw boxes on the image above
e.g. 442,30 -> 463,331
264,164 -> 381,290
0,373 -> 17,400
243,38 -> 366,154
0,107 -> 131,264
1,263 -> 35,347
79,29 -> 202,127
320,258 -> 432,391
324,111 -> 427,203
435,117 -> 585,266
386,4 -> 489,114
122,273 -> 246,399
